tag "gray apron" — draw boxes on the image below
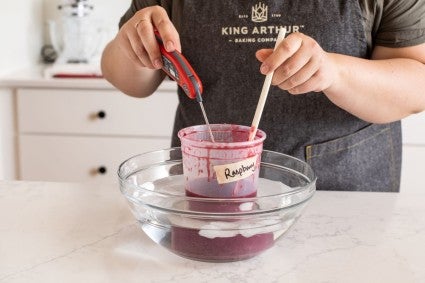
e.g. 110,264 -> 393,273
171,0 -> 402,192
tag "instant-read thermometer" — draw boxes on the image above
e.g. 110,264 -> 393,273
154,31 -> 215,142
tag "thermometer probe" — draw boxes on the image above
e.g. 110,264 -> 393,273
154,31 -> 215,142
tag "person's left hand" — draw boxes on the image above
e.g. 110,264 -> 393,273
256,32 -> 337,95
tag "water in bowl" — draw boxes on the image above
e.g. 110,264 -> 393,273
130,174 -> 302,262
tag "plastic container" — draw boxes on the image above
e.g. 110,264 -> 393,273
178,124 -> 266,201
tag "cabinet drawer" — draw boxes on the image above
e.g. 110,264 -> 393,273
17,87 -> 178,136
19,135 -> 172,183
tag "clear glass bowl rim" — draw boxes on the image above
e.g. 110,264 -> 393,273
118,147 -> 317,216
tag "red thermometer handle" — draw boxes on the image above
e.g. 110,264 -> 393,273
154,31 -> 203,101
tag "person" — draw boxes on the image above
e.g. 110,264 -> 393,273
101,1 -> 425,192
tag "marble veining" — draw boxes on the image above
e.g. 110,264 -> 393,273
1,181 -> 425,283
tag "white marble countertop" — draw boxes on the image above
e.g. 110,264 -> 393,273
1,181 -> 424,283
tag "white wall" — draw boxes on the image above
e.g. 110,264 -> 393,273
0,0 -> 130,180
0,0 -> 44,180
0,0 -> 43,74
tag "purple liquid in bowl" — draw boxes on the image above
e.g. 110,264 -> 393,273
170,178 -> 274,262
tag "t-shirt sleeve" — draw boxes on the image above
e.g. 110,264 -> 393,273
375,0 -> 425,47
118,0 -> 172,28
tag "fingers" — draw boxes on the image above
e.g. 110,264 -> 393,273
127,27 -> 154,68
274,41 -> 322,87
294,52 -> 335,93
255,49 -> 272,63
286,70 -> 327,94
134,17 -> 162,69
118,6 -> 180,69
259,33 -> 303,75
278,59 -> 320,91
116,29 -> 146,68
150,8 -> 181,52
256,32 -> 332,95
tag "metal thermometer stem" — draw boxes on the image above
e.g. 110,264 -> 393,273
196,93 -> 215,143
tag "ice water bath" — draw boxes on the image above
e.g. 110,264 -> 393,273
118,145 -> 316,262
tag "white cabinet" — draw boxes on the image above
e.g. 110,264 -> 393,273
14,81 -> 178,183
19,135 -> 169,183
17,88 -> 177,136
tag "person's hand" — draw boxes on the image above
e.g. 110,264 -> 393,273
115,6 -> 180,69
256,32 -> 337,95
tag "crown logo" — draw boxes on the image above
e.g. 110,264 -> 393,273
251,2 -> 268,22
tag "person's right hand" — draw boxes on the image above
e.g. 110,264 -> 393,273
115,6 -> 181,70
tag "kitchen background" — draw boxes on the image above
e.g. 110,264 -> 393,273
0,0 -> 423,191
0,0 -> 131,179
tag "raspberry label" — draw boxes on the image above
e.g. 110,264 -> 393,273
213,156 -> 258,184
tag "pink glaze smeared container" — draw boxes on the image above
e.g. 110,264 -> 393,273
178,124 -> 266,200
176,124 -> 268,260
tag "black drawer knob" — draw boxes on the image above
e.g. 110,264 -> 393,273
98,166 -> 107,174
97,111 -> 106,119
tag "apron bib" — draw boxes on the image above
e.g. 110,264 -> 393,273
171,0 -> 401,192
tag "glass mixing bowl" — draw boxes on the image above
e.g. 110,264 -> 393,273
118,148 -> 316,262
